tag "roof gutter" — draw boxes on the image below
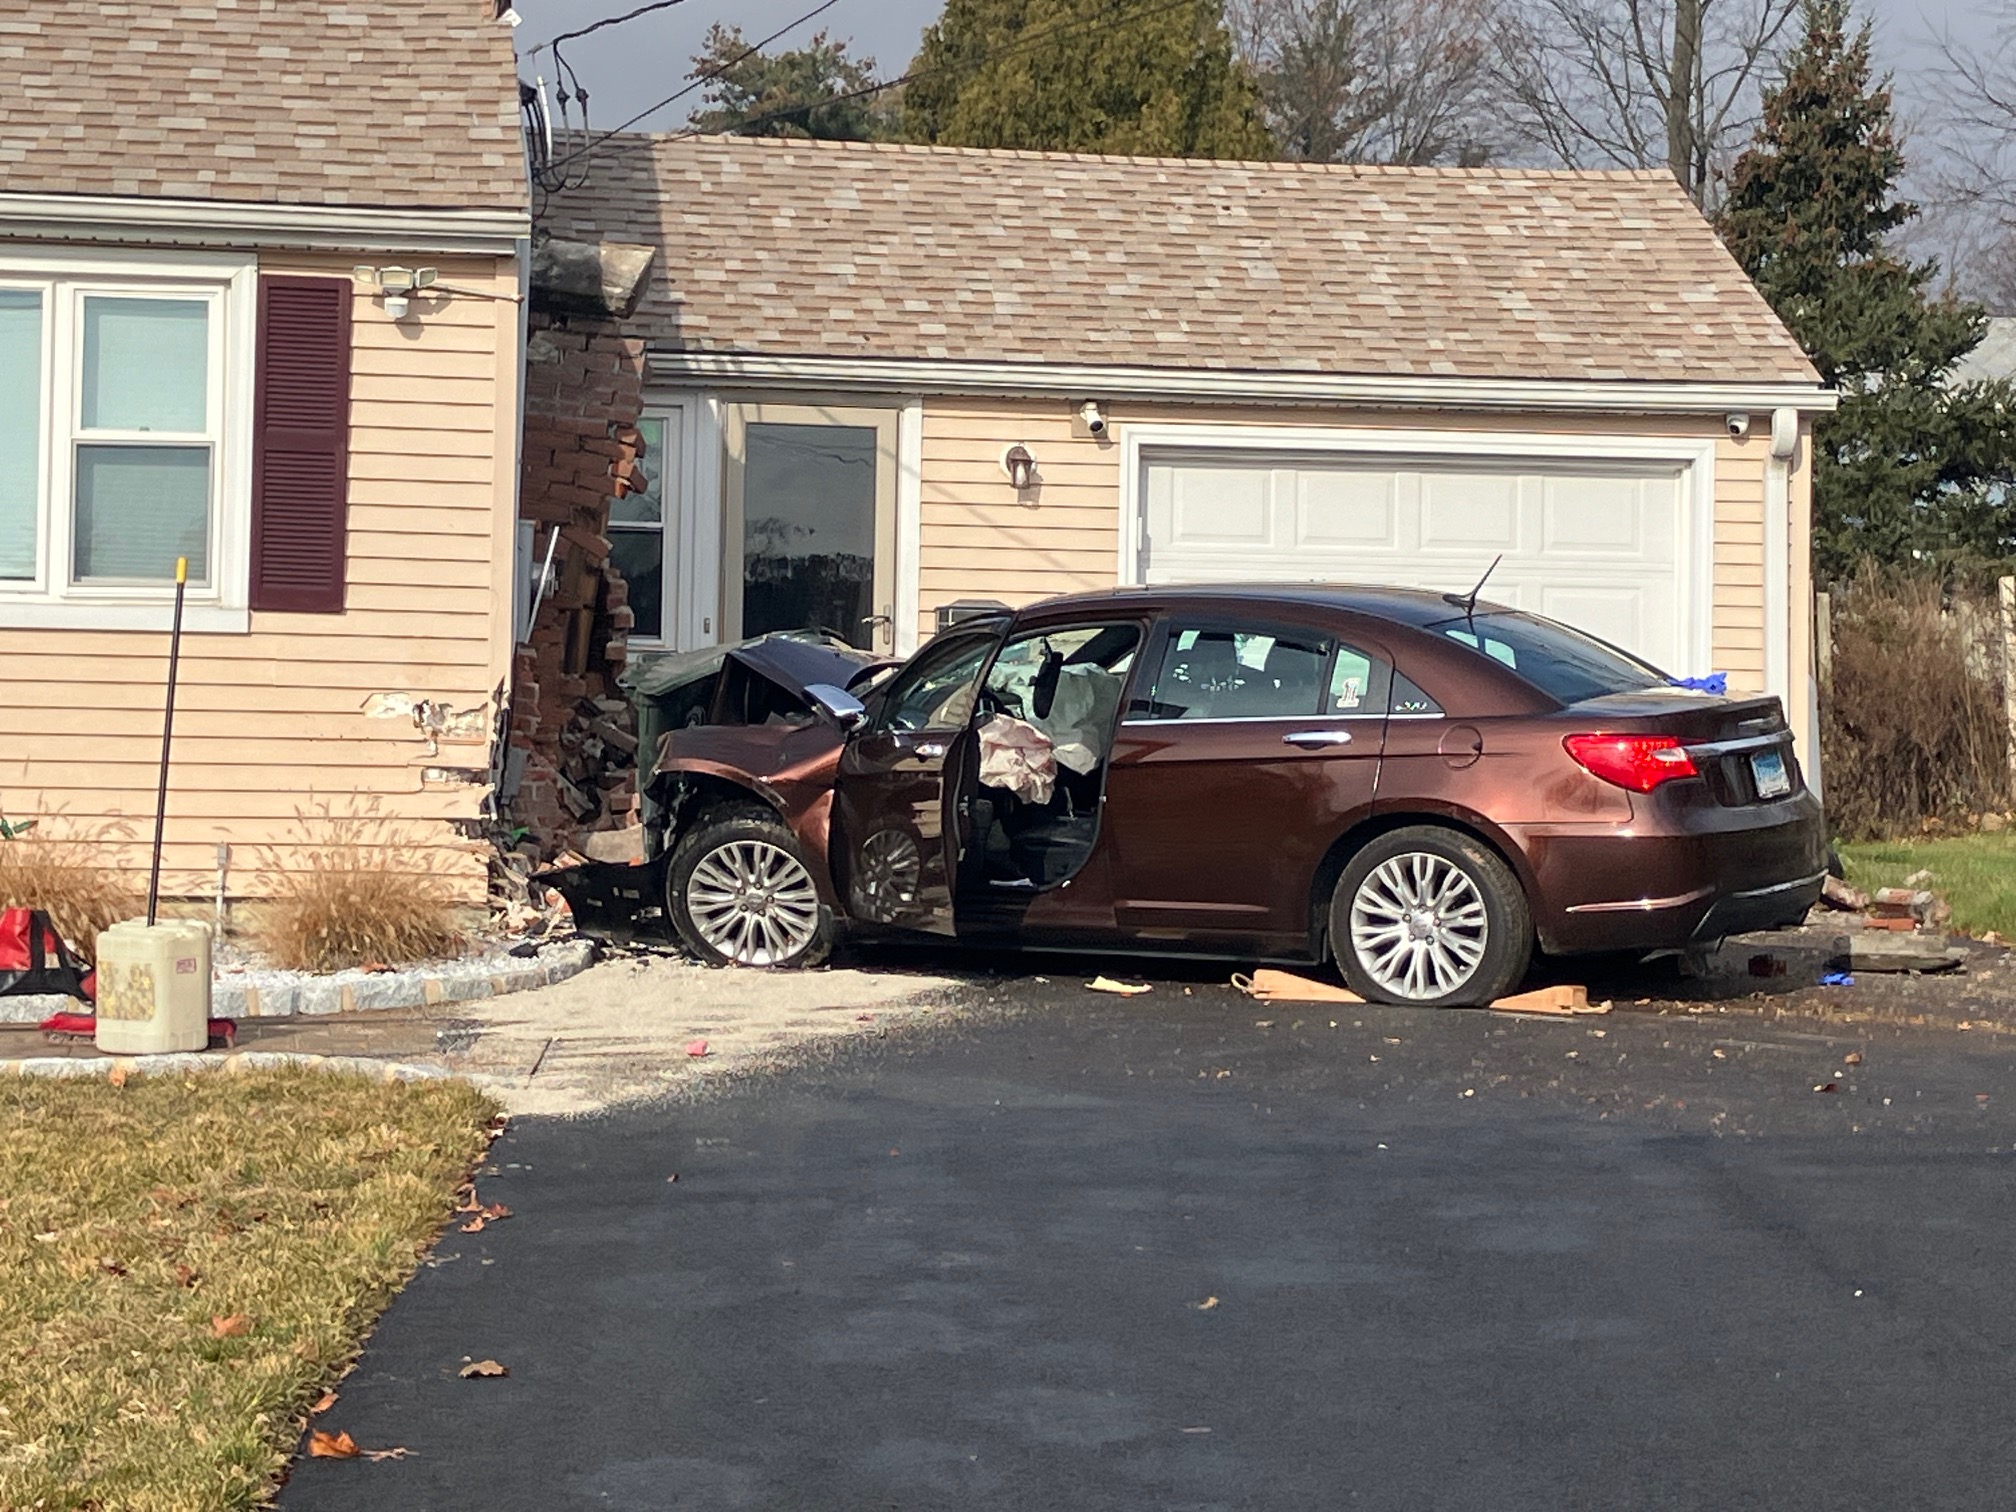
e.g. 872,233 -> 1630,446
0,193 -> 531,256
649,351 -> 1838,414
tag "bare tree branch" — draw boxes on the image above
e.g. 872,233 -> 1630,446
1231,0 -> 1504,164
1491,0 -> 1800,206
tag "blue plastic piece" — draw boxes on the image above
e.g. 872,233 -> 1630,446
1819,971 -> 1855,987
1668,672 -> 1730,695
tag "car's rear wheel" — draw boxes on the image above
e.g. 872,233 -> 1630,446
1332,826 -> 1531,1007
667,809 -> 834,969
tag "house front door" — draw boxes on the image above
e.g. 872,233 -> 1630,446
723,403 -> 899,651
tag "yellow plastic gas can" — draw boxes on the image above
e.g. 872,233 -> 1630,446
93,920 -> 211,1054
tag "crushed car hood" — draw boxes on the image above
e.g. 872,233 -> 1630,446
624,630 -> 893,706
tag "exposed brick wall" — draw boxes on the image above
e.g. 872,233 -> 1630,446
507,312 -> 648,855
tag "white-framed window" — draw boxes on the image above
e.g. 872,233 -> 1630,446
0,249 -> 256,632
608,404 -> 697,648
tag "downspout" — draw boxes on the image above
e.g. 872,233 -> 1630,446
1764,407 -> 1811,792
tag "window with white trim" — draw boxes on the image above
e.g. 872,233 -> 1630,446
0,252 -> 254,630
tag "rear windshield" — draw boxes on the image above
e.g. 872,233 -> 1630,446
1431,611 -> 1668,705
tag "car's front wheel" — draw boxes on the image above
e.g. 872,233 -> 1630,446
1331,826 -> 1531,1007
666,809 -> 834,969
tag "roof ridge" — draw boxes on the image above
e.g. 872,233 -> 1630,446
629,131 -> 1686,184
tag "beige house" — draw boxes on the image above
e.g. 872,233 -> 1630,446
0,1 -> 529,902
545,136 -> 1835,779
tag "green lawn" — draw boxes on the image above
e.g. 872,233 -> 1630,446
1839,833 -> 2016,941
0,1068 -> 495,1510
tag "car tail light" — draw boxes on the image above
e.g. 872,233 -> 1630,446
1563,733 -> 1699,793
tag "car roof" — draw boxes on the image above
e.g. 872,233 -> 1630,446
1023,583 -> 1507,628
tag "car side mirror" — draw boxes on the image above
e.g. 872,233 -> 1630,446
803,682 -> 868,731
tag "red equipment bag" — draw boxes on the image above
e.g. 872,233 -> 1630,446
0,908 -> 94,1002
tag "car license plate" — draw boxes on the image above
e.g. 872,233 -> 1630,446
1751,748 -> 1791,799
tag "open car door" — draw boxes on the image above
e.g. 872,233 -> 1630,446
832,625 -> 1005,935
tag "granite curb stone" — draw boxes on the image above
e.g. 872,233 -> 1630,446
0,939 -> 597,1024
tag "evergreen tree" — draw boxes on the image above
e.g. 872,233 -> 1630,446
903,0 -> 1274,159
687,25 -> 894,141
1718,0 -> 2016,581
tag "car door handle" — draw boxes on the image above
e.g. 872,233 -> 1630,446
914,740 -> 947,760
1283,730 -> 1353,748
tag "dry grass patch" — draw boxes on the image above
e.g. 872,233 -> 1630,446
255,846 -> 465,972
0,1068 -> 495,1510
0,832 -> 139,965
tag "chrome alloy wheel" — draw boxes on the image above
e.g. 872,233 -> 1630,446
1348,851 -> 1489,1000
853,828 -> 922,923
684,839 -> 822,966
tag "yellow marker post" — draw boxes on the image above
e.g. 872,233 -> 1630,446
146,556 -> 190,926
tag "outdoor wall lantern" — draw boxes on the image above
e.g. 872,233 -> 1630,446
351,264 -> 438,320
1001,443 -> 1038,491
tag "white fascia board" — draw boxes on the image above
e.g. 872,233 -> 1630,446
649,351 -> 1839,415
0,193 -> 531,256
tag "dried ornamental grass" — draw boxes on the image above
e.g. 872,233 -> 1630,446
0,832 -> 139,966
254,845 -> 465,972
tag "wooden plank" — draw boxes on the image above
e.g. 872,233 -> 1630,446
349,425 -> 496,460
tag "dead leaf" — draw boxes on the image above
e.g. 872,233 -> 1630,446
362,1446 -> 412,1462
1194,1296 -> 1220,1311
459,1359 -> 509,1379
459,1215 -> 487,1234
173,1264 -> 200,1289
210,1314 -> 251,1338
310,1392 -> 338,1416
107,1065 -> 128,1089
308,1430 -> 359,1459
1844,1051 -> 1863,1066
98,1257 -> 129,1277
478,1202 -> 512,1222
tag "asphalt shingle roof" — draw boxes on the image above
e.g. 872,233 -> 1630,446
0,0 -> 527,211
542,134 -> 1818,385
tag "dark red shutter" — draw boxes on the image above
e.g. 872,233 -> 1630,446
250,276 -> 352,613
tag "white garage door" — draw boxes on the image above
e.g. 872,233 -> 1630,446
1141,452 -> 1690,673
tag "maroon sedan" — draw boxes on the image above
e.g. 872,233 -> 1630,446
641,587 -> 1826,1006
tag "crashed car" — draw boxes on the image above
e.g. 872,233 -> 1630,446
619,587 -> 1827,1007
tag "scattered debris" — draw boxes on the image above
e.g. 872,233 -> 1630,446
1087,976 -> 1153,997
1232,969 -> 1361,1004
1813,1082 -> 1840,1094
1820,876 -> 1870,912
308,1430 -> 360,1460
1843,1051 -> 1864,1066
459,1359 -> 510,1379
209,1314 -> 251,1338
1489,985 -> 1610,1017
1194,1296 -> 1220,1311
1819,971 -> 1855,987
684,1037 -> 711,1057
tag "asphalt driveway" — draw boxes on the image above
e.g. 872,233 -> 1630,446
282,974 -> 2016,1511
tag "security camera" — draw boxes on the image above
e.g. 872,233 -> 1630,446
1078,400 -> 1108,437
1725,411 -> 1752,439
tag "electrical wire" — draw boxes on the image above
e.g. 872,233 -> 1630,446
538,0 -> 845,180
539,0 -> 1205,175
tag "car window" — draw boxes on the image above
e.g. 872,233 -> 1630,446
1327,645 -> 1393,716
1433,611 -> 1666,705
875,632 -> 997,733
1145,625 -> 1331,720
1390,671 -> 1443,716
984,623 -> 1140,724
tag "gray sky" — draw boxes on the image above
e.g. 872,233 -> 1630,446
514,0 -> 1997,138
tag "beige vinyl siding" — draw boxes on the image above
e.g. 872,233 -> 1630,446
918,397 -> 1789,698
0,250 -> 520,901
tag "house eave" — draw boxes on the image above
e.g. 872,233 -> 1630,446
648,351 -> 1838,415
0,193 -> 531,256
